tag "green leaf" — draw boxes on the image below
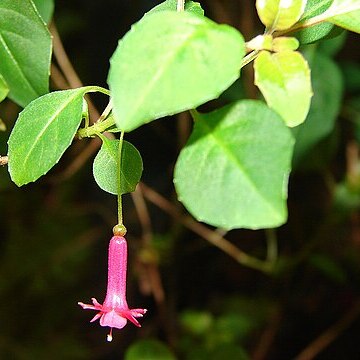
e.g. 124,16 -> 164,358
272,36 -> 299,51
32,0 -> 55,23
256,0 -> 307,30
0,0 -> 52,107
323,0 -> 360,33
174,100 -> 294,230
125,339 -> 176,360
293,0 -> 335,44
0,74 -> 9,103
318,30 -> 347,57
8,88 -> 94,186
92,138 -> 143,195
108,11 -> 245,132
147,0 -> 204,16
254,50 -> 312,127
292,53 -> 343,164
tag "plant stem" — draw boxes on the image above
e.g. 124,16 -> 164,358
177,0 -> 185,11
265,228 -> 278,265
77,114 -> 116,138
241,50 -> 260,68
140,182 -> 274,273
274,12 -> 332,37
117,131 -> 125,225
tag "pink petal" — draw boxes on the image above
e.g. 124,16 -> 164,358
100,310 -> 127,329
90,312 -> 103,323
78,302 -> 97,310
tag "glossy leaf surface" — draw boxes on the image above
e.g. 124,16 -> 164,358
0,0 -> 52,107
254,50 -> 312,127
32,0 -> 55,23
108,11 -> 245,132
8,88 -> 92,186
256,0 -> 307,30
174,100 -> 294,230
294,0 -> 334,44
93,138 -> 143,195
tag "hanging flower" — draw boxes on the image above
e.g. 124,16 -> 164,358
78,235 -> 147,341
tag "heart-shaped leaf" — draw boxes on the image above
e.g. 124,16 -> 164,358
108,11 -> 245,132
0,0 -> 52,107
93,138 -> 143,195
174,100 -> 294,230
254,50 -> 313,127
8,87 -> 97,186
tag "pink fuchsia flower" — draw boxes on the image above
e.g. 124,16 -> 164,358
78,235 -> 147,342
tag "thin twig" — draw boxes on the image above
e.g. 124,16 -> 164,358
49,21 -> 100,121
252,310 -> 282,360
294,301 -> 360,360
50,22 -> 83,89
139,182 -> 272,273
48,21 -> 116,181
132,186 -> 166,301
50,63 -> 71,90
131,186 -> 153,244
53,137 -> 102,182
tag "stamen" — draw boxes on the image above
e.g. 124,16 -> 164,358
107,328 -> 113,342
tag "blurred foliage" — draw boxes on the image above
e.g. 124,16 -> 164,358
1,0 -> 360,359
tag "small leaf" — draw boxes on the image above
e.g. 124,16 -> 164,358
8,88 -> 93,186
294,0 -> 335,44
174,100 -> 294,230
292,52 -> 343,164
256,0 -> 307,30
0,74 -> 9,103
93,138 -> 143,195
0,0 -> 52,107
272,36 -> 299,51
147,0 -> 204,16
32,0 -> 55,23
125,339 -> 176,360
254,50 -> 312,127
323,0 -> 360,33
108,11 -> 245,132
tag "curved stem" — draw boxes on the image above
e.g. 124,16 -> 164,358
77,113 -> 116,139
140,182 -> 274,273
117,131 -> 125,225
274,13 -> 331,37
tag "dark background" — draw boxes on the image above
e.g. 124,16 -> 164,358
1,1 -> 360,359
